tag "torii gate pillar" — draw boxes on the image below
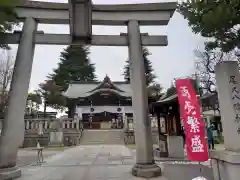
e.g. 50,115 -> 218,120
128,20 -> 161,178
0,17 -> 37,180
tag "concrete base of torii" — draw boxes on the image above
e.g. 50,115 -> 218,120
132,163 -> 162,178
211,150 -> 240,180
0,167 -> 21,180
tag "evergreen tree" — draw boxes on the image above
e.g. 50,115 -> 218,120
26,92 -> 42,115
0,0 -> 19,48
47,45 -> 97,117
166,83 -> 176,98
191,78 -> 202,96
178,1 -> 240,52
37,80 -> 66,117
165,79 -> 201,98
48,45 -> 97,90
123,47 -> 156,86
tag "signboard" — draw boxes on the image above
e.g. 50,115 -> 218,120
176,79 -> 208,162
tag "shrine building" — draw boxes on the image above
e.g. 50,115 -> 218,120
63,75 -> 135,129
151,93 -> 184,158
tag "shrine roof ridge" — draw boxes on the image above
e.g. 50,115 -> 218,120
153,92 -> 218,106
19,1 -> 176,13
78,88 -> 132,98
152,93 -> 178,106
69,81 -> 129,85
157,93 -> 178,102
201,92 -> 218,100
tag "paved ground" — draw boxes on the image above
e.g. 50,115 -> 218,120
17,145 -> 213,180
131,149 -> 213,180
161,163 -> 213,180
17,149 -> 64,167
215,143 -> 224,150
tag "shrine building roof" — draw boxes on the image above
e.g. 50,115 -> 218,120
63,75 -> 132,98
154,93 -> 178,106
153,92 -> 218,107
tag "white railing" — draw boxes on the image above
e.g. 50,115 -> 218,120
23,118 -> 81,133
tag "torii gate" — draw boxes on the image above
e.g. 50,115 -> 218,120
0,1 -> 176,179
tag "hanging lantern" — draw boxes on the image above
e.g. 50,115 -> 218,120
117,107 -> 122,112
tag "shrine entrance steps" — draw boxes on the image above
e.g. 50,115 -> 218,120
80,129 -> 124,145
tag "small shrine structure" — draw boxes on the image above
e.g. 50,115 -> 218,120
151,93 -> 185,158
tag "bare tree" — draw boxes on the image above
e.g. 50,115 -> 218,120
194,49 -> 236,94
0,49 -> 14,114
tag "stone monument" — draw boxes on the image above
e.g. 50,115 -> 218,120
48,120 -> 63,147
211,61 -> 240,180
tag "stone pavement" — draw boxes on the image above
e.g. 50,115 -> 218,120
17,149 -> 62,167
131,149 -> 213,180
17,145 -> 213,180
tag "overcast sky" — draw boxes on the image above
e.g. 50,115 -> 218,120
10,0 -> 205,93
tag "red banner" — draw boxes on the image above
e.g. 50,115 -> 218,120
175,79 -> 208,162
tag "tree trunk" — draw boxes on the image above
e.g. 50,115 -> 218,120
67,99 -> 75,118
43,102 -> 47,118
68,106 -> 75,118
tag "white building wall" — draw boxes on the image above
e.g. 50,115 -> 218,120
75,106 -> 156,130
75,106 -> 134,114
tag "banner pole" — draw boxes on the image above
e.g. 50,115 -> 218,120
199,161 -> 202,173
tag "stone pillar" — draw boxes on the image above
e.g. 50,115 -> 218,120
127,20 -> 161,178
38,121 -> 43,135
72,121 -> 74,129
76,120 -> 79,130
0,120 -> 2,134
31,122 -> 34,129
26,120 -> 29,130
210,61 -> 240,180
35,122 -> 38,129
215,61 -> 240,151
67,121 -> 70,129
44,121 -> 48,129
124,115 -> 129,130
0,17 -> 37,180
62,121 -> 65,129
30,121 -> 34,129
